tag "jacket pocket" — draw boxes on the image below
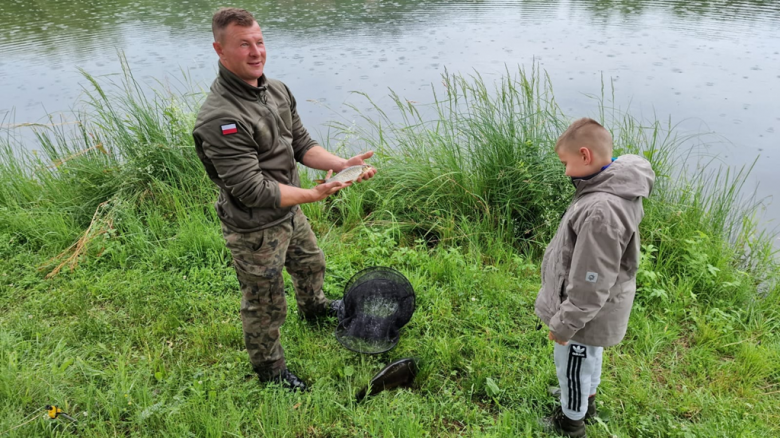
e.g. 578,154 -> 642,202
276,101 -> 293,132
559,277 -> 567,302
545,276 -> 564,315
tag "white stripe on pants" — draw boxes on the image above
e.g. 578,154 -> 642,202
554,342 -> 603,420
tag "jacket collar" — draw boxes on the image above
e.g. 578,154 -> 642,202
217,62 -> 268,102
572,167 -> 610,194
571,158 -> 616,192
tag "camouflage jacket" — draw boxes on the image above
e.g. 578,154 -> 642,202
193,62 -> 318,232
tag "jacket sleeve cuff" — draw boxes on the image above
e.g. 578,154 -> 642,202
267,180 -> 282,209
296,141 -> 318,163
548,312 -> 577,342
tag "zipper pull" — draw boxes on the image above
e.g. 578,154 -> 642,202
258,85 -> 268,104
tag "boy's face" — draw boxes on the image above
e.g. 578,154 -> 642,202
557,147 -> 600,178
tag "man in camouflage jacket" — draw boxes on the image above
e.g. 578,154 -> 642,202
193,7 -> 376,391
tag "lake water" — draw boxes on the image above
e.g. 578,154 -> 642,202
1,0 -> 778,244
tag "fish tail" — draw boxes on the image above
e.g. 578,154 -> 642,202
314,179 -> 326,184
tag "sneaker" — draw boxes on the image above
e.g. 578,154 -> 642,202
539,406 -> 586,437
263,369 -> 307,392
548,387 -> 599,424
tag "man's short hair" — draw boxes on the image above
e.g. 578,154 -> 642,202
555,118 -> 613,157
212,8 -> 256,42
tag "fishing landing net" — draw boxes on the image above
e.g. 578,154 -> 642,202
335,267 -> 416,354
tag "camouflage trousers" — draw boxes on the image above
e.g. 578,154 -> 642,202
222,208 -> 329,380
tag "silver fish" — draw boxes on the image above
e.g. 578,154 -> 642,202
315,164 -> 373,184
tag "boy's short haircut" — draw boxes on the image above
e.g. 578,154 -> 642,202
212,8 -> 256,43
555,118 -> 613,158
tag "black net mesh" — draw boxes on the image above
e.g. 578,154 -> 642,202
335,267 -> 416,354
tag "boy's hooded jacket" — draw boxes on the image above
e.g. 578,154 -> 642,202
535,154 -> 655,347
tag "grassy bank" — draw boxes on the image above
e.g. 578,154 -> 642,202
1,64 -> 778,437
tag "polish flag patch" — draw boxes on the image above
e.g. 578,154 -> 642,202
221,123 -> 238,135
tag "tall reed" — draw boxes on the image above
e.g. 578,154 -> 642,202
1,61 -> 775,286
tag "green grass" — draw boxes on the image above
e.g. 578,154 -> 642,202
0,64 -> 778,437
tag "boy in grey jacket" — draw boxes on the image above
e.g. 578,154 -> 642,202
535,118 -> 655,437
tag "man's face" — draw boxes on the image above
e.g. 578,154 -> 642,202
557,147 -> 596,178
213,21 -> 266,86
